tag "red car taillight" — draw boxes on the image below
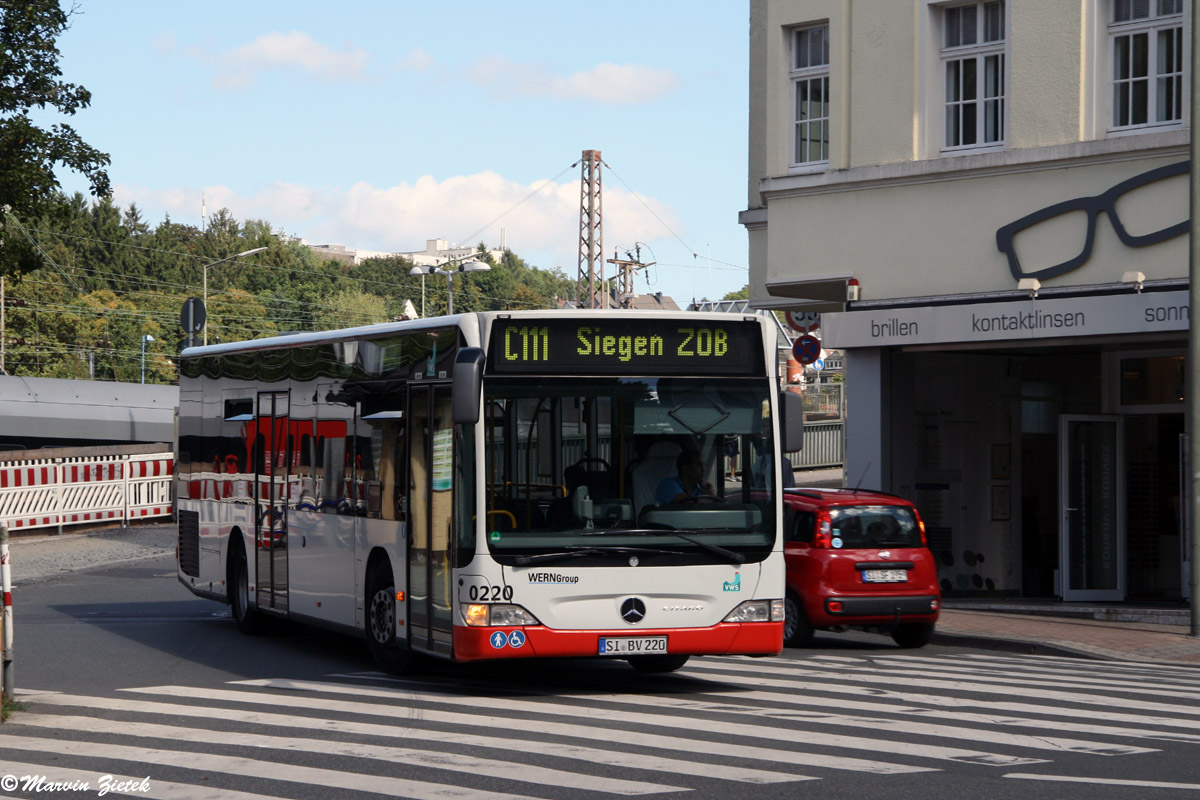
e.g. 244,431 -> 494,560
812,511 -> 833,548
917,515 -> 928,547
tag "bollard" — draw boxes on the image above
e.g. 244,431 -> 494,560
0,523 -> 11,701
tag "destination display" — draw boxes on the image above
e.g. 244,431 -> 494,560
487,318 -> 764,375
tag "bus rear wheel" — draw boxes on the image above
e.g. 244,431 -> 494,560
366,561 -> 413,674
627,654 -> 690,674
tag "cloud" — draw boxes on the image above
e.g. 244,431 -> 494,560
113,171 -> 681,272
397,46 -> 434,72
185,31 -> 372,91
468,56 -> 679,104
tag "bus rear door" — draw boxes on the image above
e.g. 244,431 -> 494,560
255,390 -> 290,614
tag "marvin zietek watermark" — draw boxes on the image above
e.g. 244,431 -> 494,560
1,774 -> 151,795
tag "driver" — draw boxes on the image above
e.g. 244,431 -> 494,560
656,450 -> 714,504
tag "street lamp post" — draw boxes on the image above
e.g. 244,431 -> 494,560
202,246 -> 268,345
141,334 -> 154,384
409,257 -> 491,316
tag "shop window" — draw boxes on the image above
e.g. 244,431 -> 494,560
1120,355 -> 1185,405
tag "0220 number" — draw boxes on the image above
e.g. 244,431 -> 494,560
468,584 -> 514,602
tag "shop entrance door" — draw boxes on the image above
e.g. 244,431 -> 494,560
1059,415 -> 1125,601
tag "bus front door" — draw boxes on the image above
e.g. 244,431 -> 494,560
407,384 -> 455,656
255,391 -> 290,614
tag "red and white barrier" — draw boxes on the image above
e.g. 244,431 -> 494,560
0,452 -> 173,532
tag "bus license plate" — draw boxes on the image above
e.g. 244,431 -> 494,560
863,569 -> 908,583
598,636 -> 668,655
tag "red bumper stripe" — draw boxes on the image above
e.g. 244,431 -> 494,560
453,622 -> 783,662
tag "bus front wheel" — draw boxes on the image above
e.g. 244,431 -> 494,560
366,561 -> 412,673
230,543 -> 264,635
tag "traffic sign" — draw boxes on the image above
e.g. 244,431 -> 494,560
181,297 -> 206,334
785,311 -> 820,334
792,335 -> 821,365
813,358 -> 825,371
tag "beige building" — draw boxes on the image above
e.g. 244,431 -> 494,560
743,0 -> 1190,601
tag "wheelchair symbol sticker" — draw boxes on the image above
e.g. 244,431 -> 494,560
507,630 -> 526,648
490,631 -> 508,649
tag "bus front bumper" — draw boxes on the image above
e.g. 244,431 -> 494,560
452,621 -> 783,661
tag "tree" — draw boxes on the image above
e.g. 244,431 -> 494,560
0,1 -> 112,278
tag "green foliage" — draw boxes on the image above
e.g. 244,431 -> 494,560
0,196 -> 577,384
723,285 -> 749,301
0,0 -> 111,279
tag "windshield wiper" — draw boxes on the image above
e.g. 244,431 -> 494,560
580,528 -> 745,565
664,532 -> 745,565
513,545 -> 682,567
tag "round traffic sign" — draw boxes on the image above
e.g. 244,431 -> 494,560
181,297 -> 206,334
813,358 -> 825,371
785,311 -> 820,334
793,335 -> 821,365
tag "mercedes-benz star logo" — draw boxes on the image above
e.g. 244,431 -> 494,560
620,597 -> 646,624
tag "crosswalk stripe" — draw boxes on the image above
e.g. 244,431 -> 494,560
680,659 -> 1200,718
228,678 -> 1048,767
809,656 -> 1200,699
10,714 -> 683,796
24,692 -> 810,784
337,669 -> 1160,756
0,763 -> 280,800
963,652 -> 1200,676
1004,772 -> 1200,791
575,692 -> 1156,756
681,661 -> 1200,731
691,689 -> 1200,745
328,669 -> 1200,746
127,684 -> 934,775
786,659 -> 1200,701
0,735 -> 535,800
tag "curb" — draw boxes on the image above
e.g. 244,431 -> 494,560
932,630 -> 1109,661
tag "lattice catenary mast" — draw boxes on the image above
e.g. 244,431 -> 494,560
576,150 -> 604,309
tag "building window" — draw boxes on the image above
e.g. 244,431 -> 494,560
1110,0 -> 1184,130
941,1 -> 1006,151
791,24 -> 829,167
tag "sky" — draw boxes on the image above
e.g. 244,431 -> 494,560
50,1 -> 752,306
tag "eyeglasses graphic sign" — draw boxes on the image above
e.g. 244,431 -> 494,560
995,160 -> 1189,282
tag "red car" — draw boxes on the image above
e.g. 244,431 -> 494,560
781,487 -> 941,648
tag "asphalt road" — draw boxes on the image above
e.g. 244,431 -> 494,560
1,546 -> 1198,799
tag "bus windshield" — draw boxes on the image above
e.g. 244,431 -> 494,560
483,376 -> 777,565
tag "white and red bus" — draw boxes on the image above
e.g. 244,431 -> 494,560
176,310 -> 803,672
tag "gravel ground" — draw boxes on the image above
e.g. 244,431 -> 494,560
4,523 -> 177,585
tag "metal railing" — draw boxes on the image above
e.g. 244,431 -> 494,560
0,443 -> 173,533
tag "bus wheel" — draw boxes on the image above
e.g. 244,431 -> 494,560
783,591 -> 814,646
230,543 -> 264,635
366,562 -> 412,673
627,655 -> 689,674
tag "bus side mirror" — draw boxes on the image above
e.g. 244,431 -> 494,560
452,347 -> 485,425
781,391 -> 805,453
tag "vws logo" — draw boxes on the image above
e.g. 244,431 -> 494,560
723,572 -> 741,592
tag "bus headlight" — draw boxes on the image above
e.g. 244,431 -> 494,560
465,603 -> 540,627
723,600 -> 774,623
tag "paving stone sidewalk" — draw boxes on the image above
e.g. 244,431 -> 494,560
937,608 -> 1200,666
4,523 -> 176,584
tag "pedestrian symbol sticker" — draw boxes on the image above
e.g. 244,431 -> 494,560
507,630 -> 526,648
490,631 -> 508,649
